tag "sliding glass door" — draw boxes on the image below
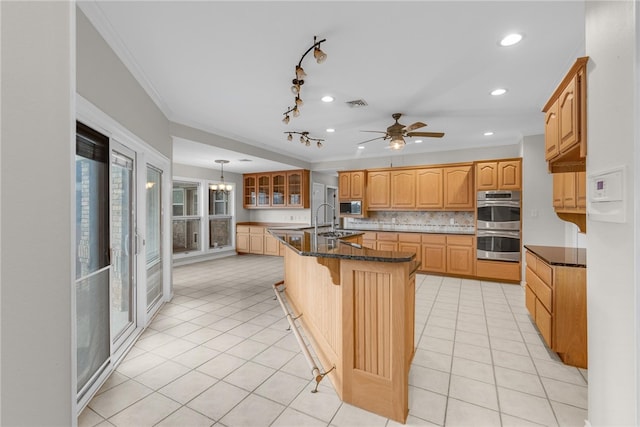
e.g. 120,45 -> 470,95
110,143 -> 137,347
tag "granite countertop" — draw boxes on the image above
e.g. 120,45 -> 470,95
525,245 -> 587,268
345,225 -> 475,235
237,222 -> 309,228
268,228 -> 416,263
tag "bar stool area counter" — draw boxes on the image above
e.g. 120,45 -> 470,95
269,228 -> 419,424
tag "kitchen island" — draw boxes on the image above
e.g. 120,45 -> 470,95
269,228 -> 419,424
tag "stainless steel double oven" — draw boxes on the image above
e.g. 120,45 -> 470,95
476,190 -> 521,262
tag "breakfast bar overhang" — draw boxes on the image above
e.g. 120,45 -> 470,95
269,228 -> 419,424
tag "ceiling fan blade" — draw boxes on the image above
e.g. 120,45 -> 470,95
357,136 -> 386,145
403,121 -> 427,132
360,130 -> 388,134
407,131 -> 445,138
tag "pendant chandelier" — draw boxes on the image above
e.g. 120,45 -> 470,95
210,160 -> 233,193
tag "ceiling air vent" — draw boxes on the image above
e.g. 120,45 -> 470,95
345,99 -> 368,108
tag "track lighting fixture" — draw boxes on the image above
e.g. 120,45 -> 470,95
282,36 -> 327,121
284,131 -> 325,148
210,160 -> 233,194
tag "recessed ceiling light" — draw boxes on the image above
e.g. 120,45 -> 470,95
484,131 -> 494,136
491,88 -> 507,96
326,128 -> 335,133
358,146 -> 365,150
321,95 -> 334,103
500,33 -> 523,47
414,140 -> 423,144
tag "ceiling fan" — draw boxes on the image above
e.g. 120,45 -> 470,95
358,113 -> 444,150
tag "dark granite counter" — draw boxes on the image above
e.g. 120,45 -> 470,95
524,245 -> 586,268
268,228 -> 416,263
346,226 -> 475,235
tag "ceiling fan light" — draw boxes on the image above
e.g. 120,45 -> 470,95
314,46 -> 327,64
390,135 -> 406,150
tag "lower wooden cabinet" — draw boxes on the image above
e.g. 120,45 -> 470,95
445,235 -> 475,276
421,235 -> 446,273
236,225 -> 282,256
263,234 -> 281,256
525,249 -> 587,368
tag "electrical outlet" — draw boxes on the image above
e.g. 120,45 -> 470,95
449,218 -> 455,225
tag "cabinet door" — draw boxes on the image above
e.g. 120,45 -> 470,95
498,160 -> 521,190
391,170 -> 416,209
559,74 -> 579,154
444,166 -> 473,210
535,300 -> 553,348
421,244 -> 446,273
243,174 -> 257,208
287,171 -> 303,207
525,284 -> 536,318
576,171 -> 586,209
416,168 -> 443,209
271,173 -> 286,207
552,174 -> 564,208
446,245 -> 475,276
367,171 -> 391,209
263,234 -> 280,256
377,241 -> 398,252
476,162 -> 497,191
236,233 -> 250,253
338,172 -> 351,200
545,100 -> 560,160
350,171 -> 365,199
257,174 -> 271,207
562,172 -> 577,208
249,234 -> 264,254
398,242 -> 420,257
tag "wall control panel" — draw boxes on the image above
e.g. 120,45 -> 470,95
587,166 -> 625,223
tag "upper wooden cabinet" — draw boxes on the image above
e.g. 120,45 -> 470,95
391,170 -> 416,209
243,169 -> 309,209
475,159 -> 522,191
542,57 -> 588,173
367,171 -> 391,209
416,168 -> 443,209
552,171 -> 586,232
443,165 -> 474,210
338,170 -> 366,200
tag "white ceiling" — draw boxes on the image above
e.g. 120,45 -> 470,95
79,1 -> 585,174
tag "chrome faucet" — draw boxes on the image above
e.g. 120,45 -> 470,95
314,202 -> 336,236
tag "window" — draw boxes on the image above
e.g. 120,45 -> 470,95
172,181 -> 200,253
209,188 -> 232,249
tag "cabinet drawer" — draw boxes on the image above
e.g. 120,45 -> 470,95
237,225 -> 250,233
535,300 -> 553,348
398,233 -> 421,243
422,234 -> 446,245
525,251 -> 537,272
249,226 -> 265,234
377,232 -> 399,241
526,267 -> 553,312
447,235 -> 474,246
525,284 -> 536,318
536,260 -> 553,286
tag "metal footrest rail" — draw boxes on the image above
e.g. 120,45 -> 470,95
273,280 -> 335,393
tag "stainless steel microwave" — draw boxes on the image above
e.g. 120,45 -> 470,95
339,201 -> 362,215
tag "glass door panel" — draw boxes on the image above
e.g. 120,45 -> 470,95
75,122 -> 110,395
111,146 -> 136,344
272,173 -> 286,207
288,171 -> 302,206
257,174 -> 271,206
146,165 -> 162,310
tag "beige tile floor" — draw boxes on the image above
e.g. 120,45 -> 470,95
79,255 -> 588,427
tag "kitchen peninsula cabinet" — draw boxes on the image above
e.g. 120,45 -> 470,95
338,170 -> 366,200
443,165 -> 474,210
524,246 -> 587,368
242,169 -> 309,208
542,57 -> 588,173
367,171 -> 391,209
476,159 -> 522,190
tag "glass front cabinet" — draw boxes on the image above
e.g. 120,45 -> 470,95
243,169 -> 309,209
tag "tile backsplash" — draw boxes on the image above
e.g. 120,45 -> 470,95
343,211 -> 475,234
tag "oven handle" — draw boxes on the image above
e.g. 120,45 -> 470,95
477,229 -> 520,239
477,200 -> 521,208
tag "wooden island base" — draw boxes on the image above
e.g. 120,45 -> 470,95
281,246 -> 417,423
